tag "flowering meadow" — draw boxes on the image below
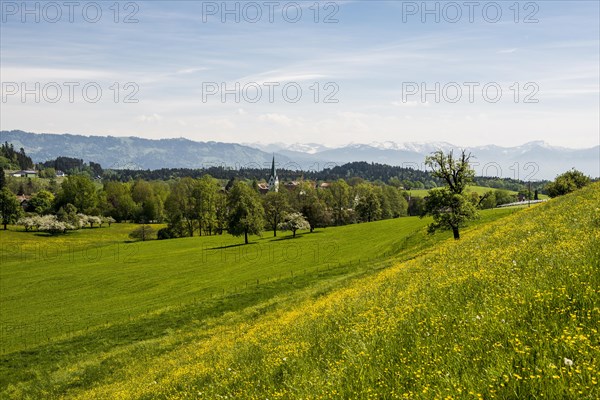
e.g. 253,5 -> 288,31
3,183 -> 599,399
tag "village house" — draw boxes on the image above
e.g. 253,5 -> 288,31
11,170 -> 38,178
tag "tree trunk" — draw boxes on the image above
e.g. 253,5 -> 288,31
292,229 -> 296,237
452,226 -> 460,240
244,229 -> 248,244
3,223 -> 6,230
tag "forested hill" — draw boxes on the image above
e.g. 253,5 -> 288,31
106,162 -> 542,191
0,130 -> 290,170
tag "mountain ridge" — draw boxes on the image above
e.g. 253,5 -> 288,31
1,130 -> 598,180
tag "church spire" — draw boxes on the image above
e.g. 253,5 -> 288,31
271,154 -> 276,177
268,154 -> 279,192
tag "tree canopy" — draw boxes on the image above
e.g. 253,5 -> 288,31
423,150 -> 478,239
227,181 -> 264,244
546,169 -> 591,197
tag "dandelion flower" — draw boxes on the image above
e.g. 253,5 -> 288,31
564,358 -> 573,367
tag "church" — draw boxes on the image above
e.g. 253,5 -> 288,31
267,156 -> 279,192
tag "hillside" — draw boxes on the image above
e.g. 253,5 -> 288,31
0,208 -> 521,398
3,183 -> 594,399
0,130 -> 291,170
2,131 -> 598,179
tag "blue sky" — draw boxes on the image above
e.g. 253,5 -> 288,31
1,0 -> 598,148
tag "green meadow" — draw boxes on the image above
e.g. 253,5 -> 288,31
0,207 -> 521,397
0,192 -> 594,400
409,185 -> 549,199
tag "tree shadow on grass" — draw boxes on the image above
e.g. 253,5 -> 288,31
209,242 -> 259,250
271,230 -> 322,241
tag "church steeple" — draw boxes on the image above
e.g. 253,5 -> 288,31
268,155 -> 279,192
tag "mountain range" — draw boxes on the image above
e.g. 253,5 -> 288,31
1,130 -> 598,180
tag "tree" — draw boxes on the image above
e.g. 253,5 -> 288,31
423,150 -> 478,239
29,190 -> 54,214
57,203 -> 80,229
329,179 -> 351,225
0,188 -> 22,230
18,215 -> 43,231
103,181 -> 136,222
426,150 -> 474,194
263,191 -> 289,237
424,189 -> 478,240
194,175 -> 219,236
165,177 -> 197,237
227,181 -> 264,244
494,189 -> 516,206
546,169 -> 591,197
406,194 -> 426,216
101,216 -> 116,227
56,175 -> 98,214
78,214 -> 101,228
278,212 -> 310,237
384,185 -> 408,217
132,179 -> 155,223
214,191 -> 228,235
479,190 -> 497,209
295,182 -> 326,232
38,215 -> 73,235
129,224 -> 155,241
355,183 -> 381,222
0,166 -> 5,190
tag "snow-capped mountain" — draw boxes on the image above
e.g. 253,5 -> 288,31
243,142 -> 331,154
245,140 -> 598,180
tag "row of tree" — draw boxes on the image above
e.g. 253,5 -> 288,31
1,153 -> 592,242
105,161 -> 546,193
0,170 -> 412,241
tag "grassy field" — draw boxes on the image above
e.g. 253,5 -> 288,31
0,207 -> 523,398
35,183 -> 595,400
409,185 -> 550,200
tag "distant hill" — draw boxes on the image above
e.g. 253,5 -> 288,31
0,130 -> 293,171
1,130 -> 598,180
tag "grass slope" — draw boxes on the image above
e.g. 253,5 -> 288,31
112,183 -> 595,400
0,208 -> 521,398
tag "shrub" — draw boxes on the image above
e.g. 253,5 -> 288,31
129,225 -> 155,241
157,227 -> 174,240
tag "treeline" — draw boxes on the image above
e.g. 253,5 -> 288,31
39,156 -> 103,177
0,142 -> 34,170
105,162 -> 440,189
2,170 -> 532,240
105,161 -> 540,192
94,176 -> 410,238
2,173 -> 412,239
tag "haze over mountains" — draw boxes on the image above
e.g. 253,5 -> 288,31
2,130 -> 598,180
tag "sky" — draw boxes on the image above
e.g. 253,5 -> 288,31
1,0 -> 599,148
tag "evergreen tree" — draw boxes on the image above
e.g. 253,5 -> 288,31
0,166 -> 6,190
